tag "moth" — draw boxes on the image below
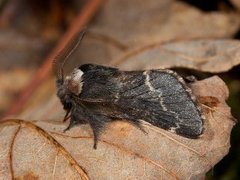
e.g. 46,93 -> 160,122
53,30 -> 204,149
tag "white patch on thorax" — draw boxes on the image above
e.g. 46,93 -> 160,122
65,68 -> 84,95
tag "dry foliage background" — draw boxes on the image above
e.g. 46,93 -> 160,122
0,0 -> 240,179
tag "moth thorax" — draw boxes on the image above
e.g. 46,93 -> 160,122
65,68 -> 83,95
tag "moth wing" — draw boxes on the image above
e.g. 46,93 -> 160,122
79,67 -> 204,138
117,70 -> 204,137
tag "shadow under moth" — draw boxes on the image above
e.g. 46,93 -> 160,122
53,30 -> 204,149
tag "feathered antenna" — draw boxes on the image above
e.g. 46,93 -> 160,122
52,28 -> 86,83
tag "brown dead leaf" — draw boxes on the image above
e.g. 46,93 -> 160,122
112,39 -> 240,72
0,76 -> 235,179
0,120 -> 88,180
91,0 -> 240,47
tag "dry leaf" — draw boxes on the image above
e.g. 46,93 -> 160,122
0,76 -> 235,179
0,120 -> 88,180
112,39 -> 240,72
91,0 -> 240,47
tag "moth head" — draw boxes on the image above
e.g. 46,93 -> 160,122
56,68 -> 83,113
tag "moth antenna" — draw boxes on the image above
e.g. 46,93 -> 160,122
52,28 -> 86,83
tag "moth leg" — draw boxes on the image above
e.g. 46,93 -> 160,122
88,114 -> 110,149
63,109 -> 71,122
63,106 -> 88,132
63,104 -> 110,149
91,125 -> 101,149
63,115 -> 78,132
